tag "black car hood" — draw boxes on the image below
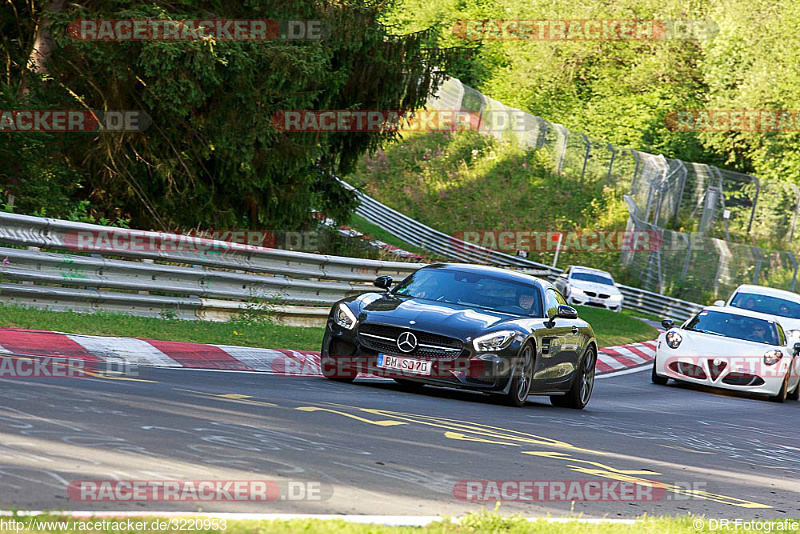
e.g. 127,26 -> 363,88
357,294 -> 521,340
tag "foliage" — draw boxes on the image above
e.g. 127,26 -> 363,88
0,0 -> 460,231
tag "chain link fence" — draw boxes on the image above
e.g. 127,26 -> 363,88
424,77 -> 800,302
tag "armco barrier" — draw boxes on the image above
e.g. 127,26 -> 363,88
0,202 -> 701,324
339,179 -> 704,322
0,212 -> 423,325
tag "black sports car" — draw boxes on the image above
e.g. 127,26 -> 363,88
320,263 -> 598,408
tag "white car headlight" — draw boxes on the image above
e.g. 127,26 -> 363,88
665,331 -> 682,349
786,329 -> 800,340
473,330 -> 517,352
570,286 -> 585,295
333,303 -> 357,330
763,349 -> 784,366
609,293 -> 623,302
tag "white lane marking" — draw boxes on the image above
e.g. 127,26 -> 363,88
612,346 -> 649,365
597,352 -> 626,370
212,345 -> 292,372
0,511 -> 639,525
67,334 -> 182,367
0,344 -> 12,354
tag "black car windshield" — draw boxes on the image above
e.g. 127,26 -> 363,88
570,272 -> 614,286
393,268 -> 543,317
684,310 -> 779,345
730,292 -> 800,319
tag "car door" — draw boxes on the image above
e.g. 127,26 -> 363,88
534,289 -> 574,380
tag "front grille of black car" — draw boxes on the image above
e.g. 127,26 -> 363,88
357,323 -> 464,360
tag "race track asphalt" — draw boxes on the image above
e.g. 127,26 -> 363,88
0,358 -> 798,518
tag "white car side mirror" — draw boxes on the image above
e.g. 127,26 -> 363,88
713,300 -> 725,307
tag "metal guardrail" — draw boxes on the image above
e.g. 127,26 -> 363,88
341,179 -> 703,322
0,212 -> 423,326
0,202 -> 701,325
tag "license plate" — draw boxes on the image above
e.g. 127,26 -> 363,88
377,354 -> 431,375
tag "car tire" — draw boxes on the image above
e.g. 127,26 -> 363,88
769,374 -> 789,403
321,357 -> 357,383
500,343 -> 535,407
550,346 -> 596,409
788,379 -> 800,401
393,378 -> 425,392
651,360 -> 669,385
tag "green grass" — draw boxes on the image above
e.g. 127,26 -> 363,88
0,303 -> 655,351
575,306 -> 658,347
0,305 -> 325,351
348,213 -> 442,260
350,130 -> 633,281
0,513 -> 795,534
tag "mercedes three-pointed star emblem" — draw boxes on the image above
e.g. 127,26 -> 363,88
396,331 -> 418,353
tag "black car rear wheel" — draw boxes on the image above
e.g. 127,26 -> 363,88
501,343 -> 534,407
551,346 -> 596,409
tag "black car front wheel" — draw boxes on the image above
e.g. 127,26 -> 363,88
551,346 -> 596,409
500,343 -> 534,407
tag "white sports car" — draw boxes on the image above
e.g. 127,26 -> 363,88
652,306 -> 800,402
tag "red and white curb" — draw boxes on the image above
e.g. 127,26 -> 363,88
0,327 -> 655,377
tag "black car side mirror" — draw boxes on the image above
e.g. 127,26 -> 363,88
556,305 -> 578,319
373,275 -> 393,290
661,319 -> 675,330
793,342 -> 800,356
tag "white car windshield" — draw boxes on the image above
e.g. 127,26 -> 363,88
571,272 -> 614,286
730,292 -> 800,319
684,310 -> 780,345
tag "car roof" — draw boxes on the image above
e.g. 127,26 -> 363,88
569,265 -> 613,276
701,305 -> 787,325
732,284 -> 800,303
425,263 -> 551,289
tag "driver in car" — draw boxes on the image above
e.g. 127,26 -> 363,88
518,292 -> 537,314
749,322 -> 769,343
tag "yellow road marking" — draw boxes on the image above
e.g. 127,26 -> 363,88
296,406 -> 407,427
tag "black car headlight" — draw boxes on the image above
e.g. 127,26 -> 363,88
473,330 -> 517,352
665,331 -> 682,349
334,303 -> 357,330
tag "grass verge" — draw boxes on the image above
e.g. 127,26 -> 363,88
0,513 -> 793,533
574,306 -> 658,347
0,303 -> 655,351
0,305 -> 325,352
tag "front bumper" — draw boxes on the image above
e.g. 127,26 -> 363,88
322,320 -> 518,391
654,347 -> 796,397
567,294 -> 622,312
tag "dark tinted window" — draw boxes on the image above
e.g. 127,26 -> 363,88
730,292 -> 800,319
393,268 -> 543,317
684,310 -> 780,345
570,272 -> 615,286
